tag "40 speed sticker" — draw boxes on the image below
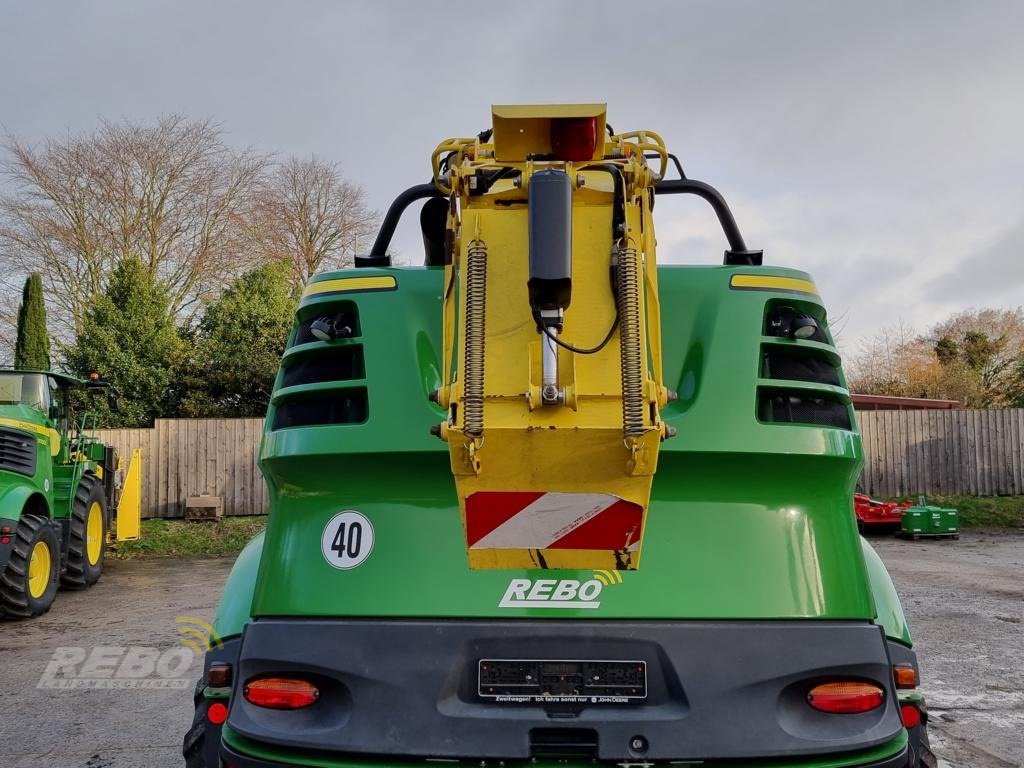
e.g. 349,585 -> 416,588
321,511 -> 374,569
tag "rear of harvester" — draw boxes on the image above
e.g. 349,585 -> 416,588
185,105 -> 935,768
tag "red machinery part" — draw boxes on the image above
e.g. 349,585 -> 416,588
854,493 -> 909,528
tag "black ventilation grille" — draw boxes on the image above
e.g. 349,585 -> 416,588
0,427 -> 37,476
762,348 -> 840,386
272,389 -> 369,430
758,389 -> 851,430
291,304 -> 360,346
281,348 -> 365,388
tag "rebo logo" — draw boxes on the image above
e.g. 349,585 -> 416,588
498,570 -> 623,609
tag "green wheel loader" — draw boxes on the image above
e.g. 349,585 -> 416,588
0,369 -> 141,619
185,105 -> 936,767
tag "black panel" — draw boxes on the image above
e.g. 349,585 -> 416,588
762,348 -> 840,386
0,427 -> 37,476
271,389 -> 368,430
759,389 -> 852,430
281,348 -> 365,388
227,619 -> 902,761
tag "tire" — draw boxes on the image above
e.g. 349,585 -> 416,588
0,514 -> 60,618
61,474 -> 107,589
182,678 -> 209,767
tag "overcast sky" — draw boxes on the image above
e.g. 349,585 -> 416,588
2,0 -> 1022,353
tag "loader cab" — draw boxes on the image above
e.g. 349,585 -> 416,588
0,371 -> 51,415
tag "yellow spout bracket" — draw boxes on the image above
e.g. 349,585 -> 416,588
435,105 -> 669,570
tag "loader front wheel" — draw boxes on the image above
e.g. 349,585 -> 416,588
0,514 -> 59,618
61,474 -> 106,589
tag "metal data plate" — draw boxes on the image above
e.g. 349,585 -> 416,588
478,659 -> 647,704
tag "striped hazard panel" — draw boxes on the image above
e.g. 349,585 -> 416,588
466,492 -> 643,551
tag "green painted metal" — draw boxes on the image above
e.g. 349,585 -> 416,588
860,538 -> 912,645
0,370 -> 103,523
229,264 -> 881,622
221,725 -> 908,768
901,505 -> 959,537
212,531 -> 264,640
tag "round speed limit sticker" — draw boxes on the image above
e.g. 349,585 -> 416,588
321,511 -> 374,570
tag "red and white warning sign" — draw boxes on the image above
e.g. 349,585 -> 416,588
465,492 -> 643,551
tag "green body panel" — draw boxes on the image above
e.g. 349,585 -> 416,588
0,401 -> 57,521
0,482 -> 46,519
238,265 -> 883,623
859,538 -> 912,645
222,726 -> 908,768
212,531 -> 264,640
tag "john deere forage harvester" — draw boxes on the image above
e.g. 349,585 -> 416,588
0,370 -> 141,618
185,105 -> 935,768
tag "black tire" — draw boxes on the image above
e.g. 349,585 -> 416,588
61,474 -> 107,589
0,514 -> 60,619
183,678 -> 209,767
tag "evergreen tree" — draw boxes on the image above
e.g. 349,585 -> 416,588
64,257 -> 186,427
179,262 -> 298,417
14,273 -> 51,370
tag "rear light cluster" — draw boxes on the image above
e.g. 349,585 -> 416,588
244,677 -> 320,709
807,682 -> 885,714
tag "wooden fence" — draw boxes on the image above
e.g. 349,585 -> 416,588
858,409 -> 1024,498
97,410 -> 1024,518
96,419 -> 267,518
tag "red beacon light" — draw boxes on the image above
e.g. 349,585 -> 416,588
550,117 -> 598,162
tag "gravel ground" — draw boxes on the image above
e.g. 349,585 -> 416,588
0,531 -> 1020,768
872,530 -> 1024,768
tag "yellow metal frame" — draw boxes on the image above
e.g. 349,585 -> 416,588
432,105 -> 671,570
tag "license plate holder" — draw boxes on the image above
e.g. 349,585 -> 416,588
478,659 -> 647,703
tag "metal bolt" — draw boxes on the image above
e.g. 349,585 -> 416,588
576,173 -> 586,187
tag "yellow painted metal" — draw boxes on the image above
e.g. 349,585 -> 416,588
116,448 -> 142,542
730,273 -> 819,296
28,539 -> 51,599
491,103 -> 607,162
0,417 -> 61,456
301,275 -> 397,300
434,106 -> 668,570
86,501 -> 103,565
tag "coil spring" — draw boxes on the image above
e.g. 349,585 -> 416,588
616,244 -> 646,438
463,239 -> 488,438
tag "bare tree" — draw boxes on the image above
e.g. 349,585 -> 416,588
249,155 -> 377,283
0,116 -> 268,335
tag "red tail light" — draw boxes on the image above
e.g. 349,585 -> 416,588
206,701 -> 229,724
807,682 -> 885,714
550,117 -> 598,161
244,677 -> 320,709
900,703 -> 922,728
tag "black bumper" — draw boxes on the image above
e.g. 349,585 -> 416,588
220,740 -> 912,768
225,619 -> 906,762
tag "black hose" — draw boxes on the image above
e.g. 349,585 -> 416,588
367,183 -> 444,261
654,179 -> 762,265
